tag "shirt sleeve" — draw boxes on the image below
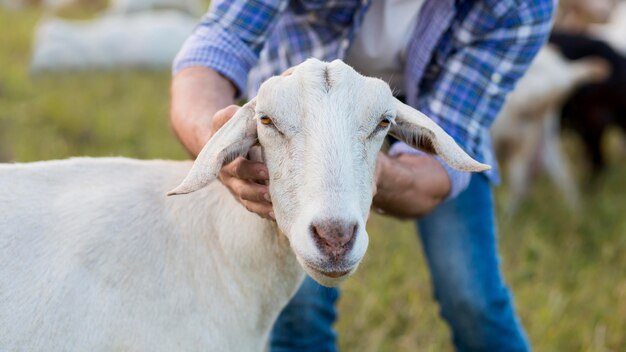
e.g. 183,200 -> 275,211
411,0 -> 554,196
420,1 -> 554,153
172,0 -> 289,96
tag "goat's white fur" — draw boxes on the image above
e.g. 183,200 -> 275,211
0,59 -> 487,350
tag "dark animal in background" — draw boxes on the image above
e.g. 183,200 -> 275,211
550,31 -> 626,178
492,46 -> 608,216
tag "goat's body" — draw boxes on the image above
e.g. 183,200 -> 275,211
0,59 -> 488,350
0,158 -> 303,351
492,46 -> 607,215
549,31 -> 626,176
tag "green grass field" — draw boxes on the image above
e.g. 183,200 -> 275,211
1,7 -> 625,351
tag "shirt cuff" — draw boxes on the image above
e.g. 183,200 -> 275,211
388,141 -> 471,201
172,23 -> 258,98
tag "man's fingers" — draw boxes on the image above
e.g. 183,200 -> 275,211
241,200 -> 275,220
229,177 -> 271,203
218,171 -> 273,219
222,156 -> 269,181
226,174 -> 274,219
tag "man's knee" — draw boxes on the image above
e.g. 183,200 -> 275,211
437,285 -> 491,326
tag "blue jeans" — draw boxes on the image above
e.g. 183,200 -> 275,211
270,173 -> 529,351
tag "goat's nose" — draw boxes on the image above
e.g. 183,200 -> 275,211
310,219 -> 358,259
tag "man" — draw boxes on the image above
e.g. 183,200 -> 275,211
170,0 -> 554,350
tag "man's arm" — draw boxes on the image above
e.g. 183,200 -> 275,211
171,0 -> 291,153
170,67 -> 273,218
170,0 -> 288,219
371,0 -> 554,218
170,67 -> 237,157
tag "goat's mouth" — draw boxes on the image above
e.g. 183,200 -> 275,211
299,260 -> 358,287
320,269 -> 350,278
307,265 -> 350,278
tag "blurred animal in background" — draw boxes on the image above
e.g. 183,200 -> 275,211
29,0 -> 204,72
492,45 -> 609,216
0,0 -> 37,10
555,0 -> 626,57
1,0 -> 201,14
549,32 -> 626,179
555,0 -> 618,30
1,0 -> 107,12
108,0 -> 202,16
31,11 -> 197,71
589,0 -> 626,55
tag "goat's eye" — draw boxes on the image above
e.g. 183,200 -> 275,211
259,116 -> 273,125
378,118 -> 391,128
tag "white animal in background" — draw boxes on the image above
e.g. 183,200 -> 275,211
30,11 -> 196,71
556,0 -> 617,30
590,1 -> 626,55
108,0 -> 203,17
556,0 -> 626,55
0,0 -> 73,10
492,46 -> 608,216
41,0 -> 73,9
0,59 -> 488,351
0,0 -> 36,10
1,0 -> 202,14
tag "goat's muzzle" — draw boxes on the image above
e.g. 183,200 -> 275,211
310,219 -> 357,261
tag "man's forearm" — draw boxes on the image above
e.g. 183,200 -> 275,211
170,67 -> 237,157
373,153 -> 451,218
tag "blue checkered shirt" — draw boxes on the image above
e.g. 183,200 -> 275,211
173,0 -> 554,188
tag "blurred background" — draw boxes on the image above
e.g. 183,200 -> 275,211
0,0 -> 624,350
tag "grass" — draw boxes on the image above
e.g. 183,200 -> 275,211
1,7 -> 625,351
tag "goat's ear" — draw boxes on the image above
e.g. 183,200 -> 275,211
389,97 -> 490,172
167,99 -> 258,196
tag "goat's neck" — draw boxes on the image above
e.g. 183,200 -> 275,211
169,181 -> 305,336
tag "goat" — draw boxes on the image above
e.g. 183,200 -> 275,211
492,46 -> 608,215
0,59 -> 488,351
590,0 -> 626,55
549,31 -> 626,177
31,11 -> 196,72
0,0 -> 36,10
555,0 -> 626,55
107,0 -> 203,17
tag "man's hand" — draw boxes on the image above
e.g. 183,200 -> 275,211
170,67 -> 274,220
373,152 -> 451,218
210,106 -> 274,220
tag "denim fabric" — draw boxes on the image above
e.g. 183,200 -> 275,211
270,276 -> 339,352
270,173 -> 528,351
417,173 -> 528,351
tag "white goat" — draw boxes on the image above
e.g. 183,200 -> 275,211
0,59 -> 488,351
1,0 -> 100,12
0,0 -> 34,10
31,11 -> 197,72
108,0 -> 203,16
492,46 -> 608,215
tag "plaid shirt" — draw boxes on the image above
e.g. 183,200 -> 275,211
173,0 -> 554,184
